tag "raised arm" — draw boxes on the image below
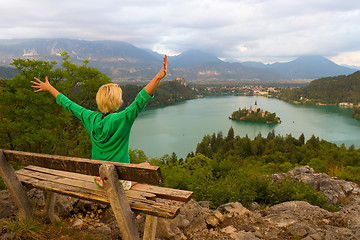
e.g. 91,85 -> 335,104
145,55 -> 167,96
31,76 -> 60,98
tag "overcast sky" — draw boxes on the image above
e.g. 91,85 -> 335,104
1,0 -> 360,66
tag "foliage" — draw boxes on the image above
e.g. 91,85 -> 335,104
0,66 -> 17,79
0,53 -> 111,157
278,71 -> 360,105
153,129 -> 360,211
352,107 -> 360,120
230,107 -> 281,123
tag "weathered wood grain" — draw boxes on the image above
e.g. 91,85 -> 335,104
17,166 -> 156,200
131,184 -> 193,202
0,150 -> 33,221
3,149 -> 162,185
18,174 -> 179,218
100,164 -> 140,240
142,196 -> 158,240
44,191 -> 58,223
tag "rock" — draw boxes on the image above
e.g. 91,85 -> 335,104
27,188 -> 45,208
93,223 -> 112,237
286,222 -> 314,237
72,218 -> 84,229
230,230 -> 260,240
205,210 -> 225,228
205,214 -> 220,228
217,202 -> 250,218
249,202 -> 260,211
288,165 -> 314,175
264,201 -> 332,228
272,166 -> 360,205
54,195 -> 79,218
155,200 -> 206,239
307,232 -> 324,240
339,200 -> 360,230
220,225 -> 237,234
156,218 -> 187,240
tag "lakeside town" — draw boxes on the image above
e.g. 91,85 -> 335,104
193,84 -> 282,97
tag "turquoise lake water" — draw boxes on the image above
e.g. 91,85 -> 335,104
130,96 -> 360,159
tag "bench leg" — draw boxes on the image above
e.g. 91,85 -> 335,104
0,150 -> 33,221
142,214 -> 158,240
44,191 -> 59,223
99,164 -> 140,240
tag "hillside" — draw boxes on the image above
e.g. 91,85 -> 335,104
0,39 -> 357,82
119,79 -> 198,109
278,71 -> 360,104
269,55 -> 356,79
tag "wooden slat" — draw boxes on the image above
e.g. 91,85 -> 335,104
16,174 -> 179,219
16,167 -> 156,200
3,149 -> 162,185
17,174 -> 109,203
25,164 -> 193,202
131,184 -> 193,203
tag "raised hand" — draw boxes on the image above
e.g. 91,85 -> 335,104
156,55 -> 167,80
145,55 -> 168,95
31,76 -> 51,92
31,76 -> 60,98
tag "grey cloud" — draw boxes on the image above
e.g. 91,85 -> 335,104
0,0 -> 359,65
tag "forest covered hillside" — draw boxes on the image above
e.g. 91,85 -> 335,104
0,66 -> 17,79
278,71 -> 360,105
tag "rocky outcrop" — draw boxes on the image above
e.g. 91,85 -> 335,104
1,166 -> 360,239
272,165 -> 360,205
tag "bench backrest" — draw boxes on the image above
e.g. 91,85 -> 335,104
1,149 -> 162,185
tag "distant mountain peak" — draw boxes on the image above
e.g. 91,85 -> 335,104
269,55 -> 356,79
293,55 -> 334,64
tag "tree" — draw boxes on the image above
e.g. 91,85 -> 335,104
299,133 -> 305,145
226,126 -> 234,141
0,54 -> 111,157
267,129 -> 275,140
306,135 -> 320,149
170,152 -> 178,164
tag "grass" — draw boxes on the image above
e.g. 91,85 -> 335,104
0,211 -> 112,240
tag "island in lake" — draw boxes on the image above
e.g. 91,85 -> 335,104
229,101 -> 281,123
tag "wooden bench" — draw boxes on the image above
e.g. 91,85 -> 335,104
0,149 -> 193,240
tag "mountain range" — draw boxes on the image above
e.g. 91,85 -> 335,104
0,38 -> 357,82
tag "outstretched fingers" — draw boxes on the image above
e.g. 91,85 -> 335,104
31,77 -> 48,92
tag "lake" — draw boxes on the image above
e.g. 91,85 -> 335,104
129,96 -> 360,159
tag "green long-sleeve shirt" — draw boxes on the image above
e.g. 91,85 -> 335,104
56,88 -> 153,163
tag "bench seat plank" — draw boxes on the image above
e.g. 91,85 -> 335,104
18,166 -> 156,200
20,165 -> 193,203
15,168 -> 180,219
131,184 -> 193,203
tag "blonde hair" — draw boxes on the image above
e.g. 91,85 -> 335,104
96,83 -> 123,114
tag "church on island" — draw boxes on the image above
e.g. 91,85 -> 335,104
229,101 -> 281,123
